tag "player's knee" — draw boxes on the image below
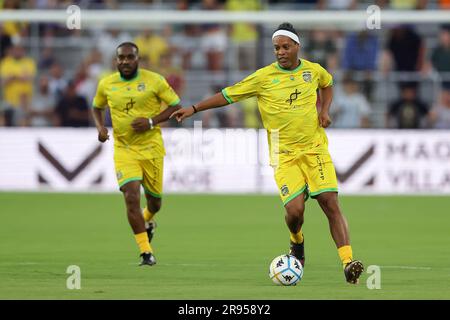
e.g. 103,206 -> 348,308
124,190 -> 140,209
285,201 -> 305,220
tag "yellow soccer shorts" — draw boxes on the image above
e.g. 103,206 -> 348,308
274,148 -> 338,206
114,154 -> 164,198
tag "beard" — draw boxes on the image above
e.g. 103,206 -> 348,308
118,66 -> 138,80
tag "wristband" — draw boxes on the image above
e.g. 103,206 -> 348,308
192,105 -> 198,113
148,118 -> 154,130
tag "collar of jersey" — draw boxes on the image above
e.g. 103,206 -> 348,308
120,70 -> 140,82
275,59 -> 303,73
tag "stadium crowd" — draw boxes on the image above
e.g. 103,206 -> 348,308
0,0 -> 450,129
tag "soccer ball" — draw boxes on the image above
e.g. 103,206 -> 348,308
269,254 -> 303,286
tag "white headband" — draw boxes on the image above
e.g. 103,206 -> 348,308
272,30 -> 300,44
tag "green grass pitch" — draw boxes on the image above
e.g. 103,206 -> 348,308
0,192 -> 449,300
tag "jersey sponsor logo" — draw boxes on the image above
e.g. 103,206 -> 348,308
281,184 -> 290,196
302,71 -> 312,83
111,87 -> 118,91
137,83 -> 146,92
123,98 -> 135,114
286,89 -> 301,105
272,78 -> 280,85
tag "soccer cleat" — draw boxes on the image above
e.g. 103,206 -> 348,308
344,260 -> 364,284
139,252 -> 156,266
289,239 -> 305,267
145,220 -> 157,243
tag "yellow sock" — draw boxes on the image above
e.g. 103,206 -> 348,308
143,207 -> 155,222
338,245 -> 353,267
290,230 -> 304,244
135,232 -> 152,254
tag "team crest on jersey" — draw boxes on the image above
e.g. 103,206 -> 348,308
302,71 -> 312,83
281,184 -> 290,196
116,171 -> 123,180
137,83 -> 146,92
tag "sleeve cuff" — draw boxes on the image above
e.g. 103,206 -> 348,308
168,98 -> 181,107
221,89 -> 233,104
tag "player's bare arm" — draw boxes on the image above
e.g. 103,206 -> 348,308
92,107 -> 109,142
131,104 -> 182,133
319,86 -> 333,128
170,92 -> 228,122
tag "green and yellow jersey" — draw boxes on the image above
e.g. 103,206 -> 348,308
222,59 -> 333,161
93,69 -> 180,159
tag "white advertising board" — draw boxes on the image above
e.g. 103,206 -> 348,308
0,128 -> 449,194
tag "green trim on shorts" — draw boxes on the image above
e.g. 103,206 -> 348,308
310,188 -> 338,198
221,89 -> 233,104
118,177 -> 142,188
143,185 -> 162,198
283,185 -> 307,206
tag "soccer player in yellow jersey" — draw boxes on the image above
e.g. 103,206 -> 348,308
171,23 -> 364,284
92,42 -> 181,266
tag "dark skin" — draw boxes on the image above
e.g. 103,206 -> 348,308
91,44 -> 179,237
171,35 -> 350,249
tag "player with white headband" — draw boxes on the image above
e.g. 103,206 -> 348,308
171,22 -> 364,285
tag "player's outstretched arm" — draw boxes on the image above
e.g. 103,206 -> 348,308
170,92 -> 229,123
91,107 -> 109,142
131,104 -> 182,133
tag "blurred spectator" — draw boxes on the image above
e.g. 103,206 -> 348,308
134,28 -> 170,69
55,81 -> 90,127
157,52 -> 185,97
1,0 -> 28,44
428,89 -> 450,129
331,75 -> 371,128
48,62 -> 67,101
342,30 -> 379,99
170,24 -> 201,70
176,0 -> 190,10
29,0 -> 59,9
200,0 -> 227,71
156,52 -> 185,128
0,24 -> 13,59
225,0 -> 261,71
387,83 -> 429,129
38,47 -> 56,71
382,25 -> 425,87
305,30 -> 338,71
95,28 -> 131,68
202,84 -> 239,127
390,0 -> 428,9
85,47 -> 105,80
324,0 -> 357,10
73,61 -> 97,104
0,44 -> 36,126
439,0 -> 450,9
431,25 -> 450,89
30,75 -> 56,127
374,0 -> 389,8
85,0 -> 118,9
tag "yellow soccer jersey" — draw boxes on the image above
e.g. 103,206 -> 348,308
222,59 -> 333,159
93,69 -> 180,158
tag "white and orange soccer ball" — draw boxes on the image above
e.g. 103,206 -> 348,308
269,254 -> 303,286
